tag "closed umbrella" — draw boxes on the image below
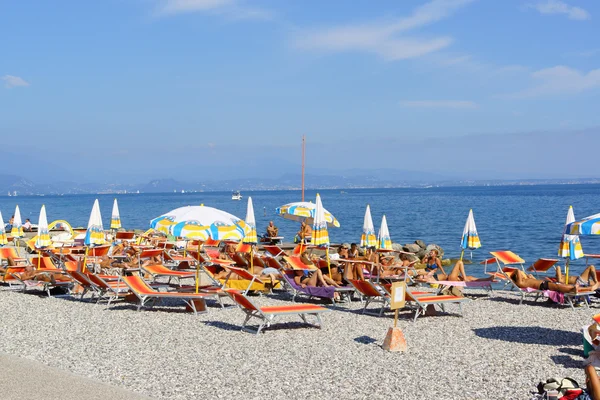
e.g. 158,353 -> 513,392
0,211 -> 7,246
559,206 -> 584,283
243,197 -> 258,273
85,199 -> 106,247
312,194 -> 331,276
34,205 -> 52,270
11,205 -> 23,239
360,204 -> 377,248
110,198 -> 122,230
460,209 -> 481,260
377,215 -> 393,251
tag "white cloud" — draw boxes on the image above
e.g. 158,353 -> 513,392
294,0 -> 474,60
527,0 -> 591,20
399,100 -> 478,109
156,0 -> 272,20
1,75 -> 30,88
504,66 -> 600,98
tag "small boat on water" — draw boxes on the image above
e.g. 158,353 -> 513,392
231,191 -> 242,201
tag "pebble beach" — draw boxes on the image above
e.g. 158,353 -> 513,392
0,281 -> 591,400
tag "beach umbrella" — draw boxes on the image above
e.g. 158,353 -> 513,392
559,206 -> 584,283
150,205 -> 249,242
11,205 -> 23,238
460,209 -> 481,260
312,194 -> 331,276
360,204 -> 377,248
276,201 -> 340,228
150,205 -> 250,292
376,215 -> 393,251
110,198 -> 121,230
0,211 -> 7,246
35,205 -> 52,249
85,199 -> 106,247
243,197 -> 258,273
564,212 -> 600,235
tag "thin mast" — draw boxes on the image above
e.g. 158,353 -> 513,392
301,135 -> 305,202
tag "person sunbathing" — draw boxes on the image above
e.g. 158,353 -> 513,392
509,269 -> 597,293
421,260 -> 495,282
422,249 -> 444,274
266,221 -> 279,238
293,269 -> 339,288
16,265 -> 61,283
554,264 -> 597,286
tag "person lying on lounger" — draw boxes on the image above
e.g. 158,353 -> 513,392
418,260 -> 496,282
554,264 -> 597,286
293,269 -> 339,288
15,265 -> 61,283
508,269 -> 598,293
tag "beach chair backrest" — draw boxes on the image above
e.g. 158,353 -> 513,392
283,256 -> 318,271
227,290 -> 258,311
236,243 -> 251,253
204,239 -> 221,247
350,279 -> 382,297
139,249 -> 163,260
231,253 -> 248,267
2,266 -> 25,282
68,270 -> 93,286
29,256 -> 57,270
123,275 -> 157,295
115,231 -> 135,240
265,256 -> 283,270
227,266 -> 263,283
0,247 -> 19,259
87,273 -> 111,290
88,246 -> 111,257
205,248 -> 221,260
527,258 -> 558,273
263,245 -> 284,257
490,251 -> 525,265
64,261 -> 79,272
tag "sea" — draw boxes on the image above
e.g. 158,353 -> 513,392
2,184 -> 599,278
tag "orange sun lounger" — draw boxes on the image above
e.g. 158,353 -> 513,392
142,264 -> 196,286
123,275 -> 214,315
225,289 -> 331,334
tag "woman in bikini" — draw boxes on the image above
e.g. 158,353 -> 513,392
554,264 -> 597,286
509,269 -> 597,293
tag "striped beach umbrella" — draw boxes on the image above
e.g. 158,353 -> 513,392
243,197 -> 258,244
35,205 -> 52,249
312,194 -> 330,247
276,201 -> 340,228
377,215 -> 393,251
11,205 -> 23,238
560,206 -> 584,284
0,211 -> 7,246
85,199 -> 106,246
110,198 -> 122,230
565,212 -> 600,236
150,205 -> 249,242
460,209 -> 481,260
360,204 -> 377,248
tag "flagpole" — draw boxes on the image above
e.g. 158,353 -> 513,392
301,135 -> 305,202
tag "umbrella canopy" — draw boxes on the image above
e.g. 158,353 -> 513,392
360,204 -> 377,248
11,205 -> 23,238
243,197 -> 258,244
461,209 -> 481,250
150,205 -> 249,241
559,206 -> 584,260
565,212 -> 600,236
377,215 -> 393,251
0,211 -> 7,246
110,198 -> 122,230
35,205 -> 52,249
312,194 -> 330,247
85,199 -> 106,246
276,202 -> 340,228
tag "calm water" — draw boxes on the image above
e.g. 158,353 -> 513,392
2,185 -> 599,277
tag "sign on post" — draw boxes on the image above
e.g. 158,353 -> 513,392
390,281 -> 406,310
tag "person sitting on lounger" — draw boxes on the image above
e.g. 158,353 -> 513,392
554,264 -> 598,287
293,268 -> 339,288
266,221 -> 279,238
16,265 -> 61,283
508,269 -> 597,293
420,260 -> 496,282
349,243 -> 359,258
422,249 -> 444,274
294,222 -> 312,243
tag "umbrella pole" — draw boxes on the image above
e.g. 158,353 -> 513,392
565,259 -> 570,285
326,247 -> 331,277
37,250 -> 41,270
82,247 -> 89,273
460,249 -> 465,262
195,240 -> 201,293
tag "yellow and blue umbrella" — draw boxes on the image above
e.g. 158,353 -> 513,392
110,198 -> 121,230
565,212 -> 600,235
460,209 -> 481,260
85,199 -> 106,247
0,211 -> 7,246
150,205 -> 249,242
377,215 -> 393,251
560,206 -> 584,283
243,197 -> 258,244
312,194 -> 330,247
11,205 -> 23,238
360,204 -> 377,248
35,205 -> 52,249
276,201 -> 340,228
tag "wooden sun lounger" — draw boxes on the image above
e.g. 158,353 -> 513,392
225,289 -> 331,334
123,275 -> 214,315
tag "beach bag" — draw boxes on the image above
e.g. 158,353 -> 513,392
441,285 -> 463,297
537,377 -> 582,399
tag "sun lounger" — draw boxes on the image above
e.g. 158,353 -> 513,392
225,289 -> 331,334
142,264 -> 196,286
526,258 -> 559,278
66,270 -> 99,300
86,273 -> 133,306
122,275 -> 214,315
349,279 -> 390,316
10,272 -> 72,297
263,245 -> 286,258
405,286 -> 470,322
163,250 -> 195,269
0,247 -> 28,265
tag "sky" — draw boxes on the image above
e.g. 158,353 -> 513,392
1,0 -> 599,183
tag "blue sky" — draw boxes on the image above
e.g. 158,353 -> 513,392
1,0 -> 599,182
